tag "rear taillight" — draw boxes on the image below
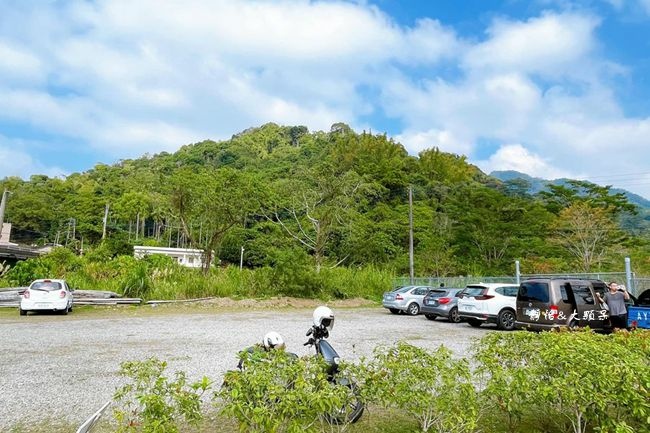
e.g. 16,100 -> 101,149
438,297 -> 452,304
475,295 -> 494,301
59,290 -> 66,298
23,290 -> 30,299
549,305 -> 559,319
395,294 -> 404,301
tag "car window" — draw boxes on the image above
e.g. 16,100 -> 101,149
31,281 -> 62,291
559,283 -> 571,303
461,287 -> 486,297
413,288 -> 428,296
518,282 -> 549,303
427,290 -> 447,298
592,286 -> 606,301
495,286 -> 517,297
571,284 -> 594,305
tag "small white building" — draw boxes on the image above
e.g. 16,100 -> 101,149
133,246 -> 208,268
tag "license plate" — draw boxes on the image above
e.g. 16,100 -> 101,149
36,303 -> 51,308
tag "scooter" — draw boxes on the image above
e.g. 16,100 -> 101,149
304,323 -> 364,424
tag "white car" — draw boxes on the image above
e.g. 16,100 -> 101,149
20,279 -> 74,316
457,283 -> 519,330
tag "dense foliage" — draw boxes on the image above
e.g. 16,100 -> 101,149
113,330 -> 650,433
2,123 -> 649,288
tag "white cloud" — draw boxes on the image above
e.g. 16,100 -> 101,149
396,128 -> 473,156
0,41 -> 44,83
464,12 -> 600,78
0,138 -> 67,180
0,0 -> 462,161
477,143 -> 569,179
0,1 -> 649,198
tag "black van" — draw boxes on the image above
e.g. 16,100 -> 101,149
515,278 -> 610,331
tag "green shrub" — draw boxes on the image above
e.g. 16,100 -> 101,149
218,349 -> 360,433
474,330 -> 650,433
363,342 -> 479,433
5,257 -> 52,285
118,257 -> 153,299
113,357 -> 211,433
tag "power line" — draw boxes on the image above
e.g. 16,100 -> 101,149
582,171 -> 650,180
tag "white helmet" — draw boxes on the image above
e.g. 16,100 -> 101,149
313,306 -> 335,331
262,331 -> 286,350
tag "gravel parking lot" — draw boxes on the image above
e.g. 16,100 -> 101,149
0,305 -> 488,429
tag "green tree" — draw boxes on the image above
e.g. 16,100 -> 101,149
170,167 -> 264,273
265,166 -> 373,272
551,202 -> 625,272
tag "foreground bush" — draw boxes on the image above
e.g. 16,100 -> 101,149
113,358 -> 211,433
361,342 -> 478,433
474,330 -> 650,433
109,332 -> 649,433
218,350 -> 361,433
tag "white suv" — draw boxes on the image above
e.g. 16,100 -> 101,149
457,283 -> 519,330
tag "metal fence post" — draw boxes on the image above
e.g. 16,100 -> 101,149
625,257 -> 633,292
515,260 -> 520,285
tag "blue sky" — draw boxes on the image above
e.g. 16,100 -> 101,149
1,0 -> 650,198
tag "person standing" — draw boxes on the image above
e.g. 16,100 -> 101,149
596,282 -> 630,330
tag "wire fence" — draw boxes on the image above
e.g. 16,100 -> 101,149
394,272 -> 650,296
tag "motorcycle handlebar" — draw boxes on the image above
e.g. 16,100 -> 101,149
306,327 -> 313,336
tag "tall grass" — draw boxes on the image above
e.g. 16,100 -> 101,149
0,250 -> 394,301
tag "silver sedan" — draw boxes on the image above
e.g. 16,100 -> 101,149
382,285 -> 432,316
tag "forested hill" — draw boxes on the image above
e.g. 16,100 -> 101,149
2,123 -> 649,276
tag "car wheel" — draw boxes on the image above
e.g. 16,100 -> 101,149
568,319 -> 579,330
19,308 -> 27,316
468,319 -> 482,328
389,308 -> 400,315
425,314 -> 437,321
61,308 -> 68,315
497,309 -> 516,331
448,307 -> 461,323
406,303 -> 420,316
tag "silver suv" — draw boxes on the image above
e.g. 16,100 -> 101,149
382,285 -> 431,316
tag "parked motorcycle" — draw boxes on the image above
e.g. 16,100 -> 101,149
304,306 -> 364,424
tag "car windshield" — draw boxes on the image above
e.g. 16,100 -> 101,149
31,281 -> 62,291
426,290 -> 447,298
396,286 -> 415,293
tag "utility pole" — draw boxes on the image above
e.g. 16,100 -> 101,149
135,213 -> 140,241
102,203 -> 110,240
240,246 -> 244,270
409,185 -> 414,284
0,189 -> 10,243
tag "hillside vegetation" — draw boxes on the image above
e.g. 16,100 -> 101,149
1,123 -> 649,298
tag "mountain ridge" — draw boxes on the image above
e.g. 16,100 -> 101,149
490,170 -> 650,209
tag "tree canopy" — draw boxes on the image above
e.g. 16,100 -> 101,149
1,123 -> 646,276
